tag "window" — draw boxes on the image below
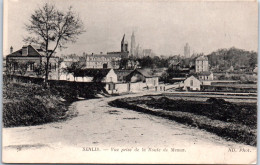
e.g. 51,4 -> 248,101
29,63 -> 34,71
13,62 -> 18,71
190,80 -> 193,86
108,83 -> 114,90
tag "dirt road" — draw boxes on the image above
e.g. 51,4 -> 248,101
2,92 -> 257,164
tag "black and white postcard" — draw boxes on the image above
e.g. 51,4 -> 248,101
2,0 -> 258,163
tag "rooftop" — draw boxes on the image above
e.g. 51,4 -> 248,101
74,68 -> 112,78
196,56 -> 208,61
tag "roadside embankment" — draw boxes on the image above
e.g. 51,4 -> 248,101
2,80 -> 107,127
109,95 -> 257,146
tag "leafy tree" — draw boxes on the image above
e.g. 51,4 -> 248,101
24,3 -> 85,86
119,58 -> 128,69
207,47 -> 257,72
6,59 -> 29,76
5,59 -> 17,76
249,52 -> 257,69
63,61 -> 86,81
138,56 -> 154,68
33,64 -> 46,77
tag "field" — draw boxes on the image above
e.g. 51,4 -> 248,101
109,94 -> 257,146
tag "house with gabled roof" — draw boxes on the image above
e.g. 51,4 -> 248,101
183,75 -> 201,91
6,45 -> 59,79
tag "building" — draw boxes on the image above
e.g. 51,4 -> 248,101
60,54 -> 86,68
120,34 -> 129,53
130,31 -> 136,57
84,34 -> 129,69
114,69 -> 133,82
126,69 -> 159,87
143,49 -> 152,57
6,45 -> 59,79
135,44 -> 143,58
84,53 -> 121,69
184,43 -> 190,58
197,71 -> 214,81
195,56 -> 209,72
183,75 -> 201,91
169,61 -> 181,70
71,68 -> 118,83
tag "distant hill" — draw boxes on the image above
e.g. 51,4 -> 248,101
207,47 -> 257,72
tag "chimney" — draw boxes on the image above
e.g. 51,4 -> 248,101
22,45 -> 28,56
10,46 -> 13,54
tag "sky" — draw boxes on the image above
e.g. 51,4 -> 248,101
3,0 -> 258,57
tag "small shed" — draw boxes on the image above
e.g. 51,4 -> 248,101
183,75 -> 201,91
126,69 -> 159,86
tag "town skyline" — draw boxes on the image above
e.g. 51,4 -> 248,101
4,0 -> 258,56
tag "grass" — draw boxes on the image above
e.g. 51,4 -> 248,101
3,78 -> 107,127
109,96 -> 257,146
3,82 -> 76,127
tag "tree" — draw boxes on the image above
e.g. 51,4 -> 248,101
5,59 -> 17,76
33,64 -> 46,78
249,52 -> 257,69
17,62 -> 29,76
24,3 -> 85,87
6,59 -> 29,76
63,61 -> 86,81
119,58 -> 129,69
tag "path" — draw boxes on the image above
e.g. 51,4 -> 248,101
2,92 -> 256,164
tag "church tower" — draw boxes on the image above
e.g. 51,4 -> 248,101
121,34 -> 128,52
130,31 -> 136,56
184,43 -> 190,58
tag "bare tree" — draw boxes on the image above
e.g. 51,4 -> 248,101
24,3 -> 85,86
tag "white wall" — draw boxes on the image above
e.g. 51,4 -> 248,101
130,82 -> 147,92
115,83 -> 129,93
183,76 -> 201,91
104,69 -> 118,83
75,77 -> 93,82
145,77 -> 159,86
60,73 -> 74,81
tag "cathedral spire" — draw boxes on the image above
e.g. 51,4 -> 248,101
130,31 -> 136,56
121,34 -> 128,53
121,34 -> 125,43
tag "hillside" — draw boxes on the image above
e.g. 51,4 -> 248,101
207,47 -> 257,71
